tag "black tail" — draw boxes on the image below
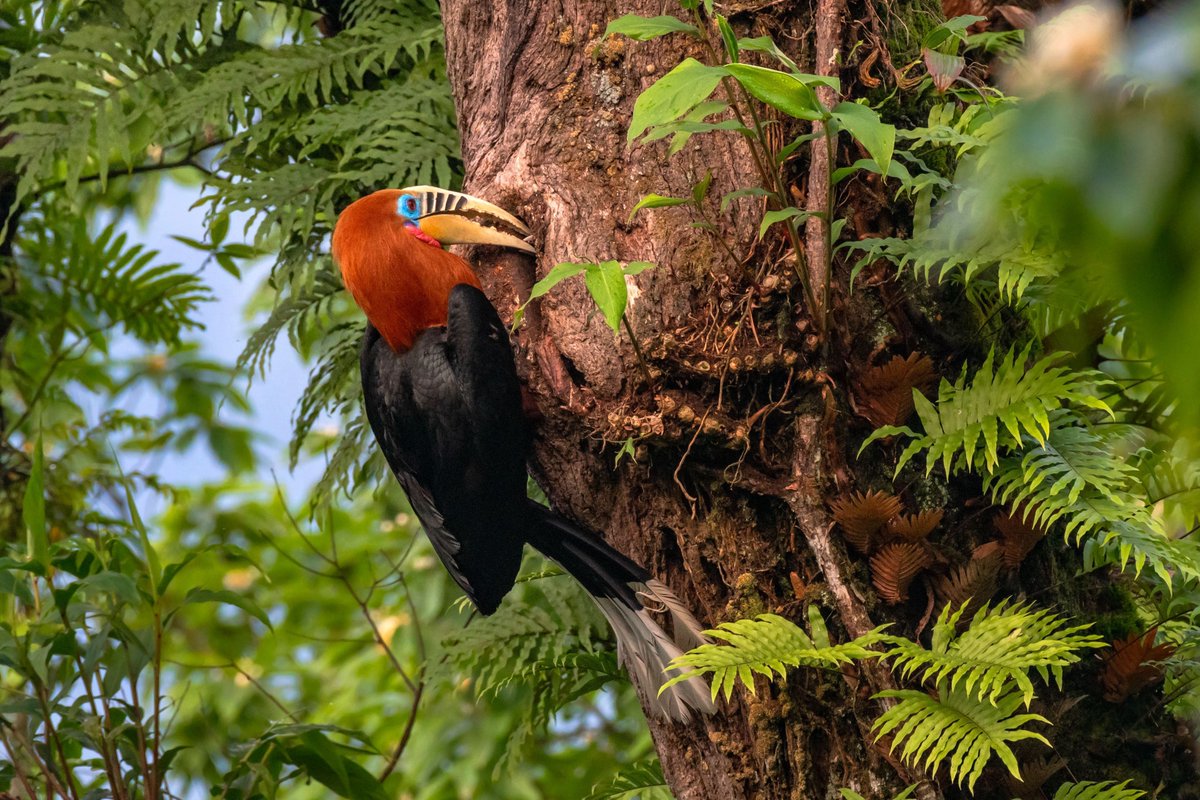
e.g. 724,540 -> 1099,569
525,500 -> 716,722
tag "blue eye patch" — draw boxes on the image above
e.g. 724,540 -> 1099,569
397,193 -> 421,221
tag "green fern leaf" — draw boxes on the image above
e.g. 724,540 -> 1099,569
873,685 -> 1050,791
864,348 -> 1112,475
884,600 -> 1105,706
584,761 -> 673,800
1053,780 -> 1145,800
985,427 -> 1200,587
662,610 -> 888,701
15,218 -> 207,344
443,575 -> 613,701
984,414 -> 1134,507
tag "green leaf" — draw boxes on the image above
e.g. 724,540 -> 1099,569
725,63 -> 826,121
585,760 -> 672,800
512,262 -> 590,328
281,730 -> 387,800
873,684 -> 1050,791
183,588 -> 273,630
614,437 -> 637,466
720,186 -> 770,211
831,102 -> 895,181
118,465 -> 161,598
629,193 -> 691,222
716,15 -> 738,62
692,170 -> 713,206
529,262 -> 588,301
23,434 -> 48,570
79,571 -> 142,606
882,600 -> 1104,707
759,207 -> 810,239
832,157 -> 912,186
661,612 -> 889,700
604,14 -> 699,41
924,15 -> 987,53
584,261 -> 628,334
628,58 -> 726,144
1053,781 -> 1145,800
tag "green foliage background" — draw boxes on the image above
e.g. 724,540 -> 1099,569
0,1 -> 653,798
3,0 -> 1200,799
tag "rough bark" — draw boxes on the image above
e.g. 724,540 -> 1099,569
441,3 -> 908,797
440,2 -> 1195,799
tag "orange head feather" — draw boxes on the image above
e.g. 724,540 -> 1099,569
332,189 -> 481,352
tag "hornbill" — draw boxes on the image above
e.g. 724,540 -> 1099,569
332,187 -> 715,721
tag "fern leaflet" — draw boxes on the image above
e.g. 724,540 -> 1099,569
584,760 -> 673,800
662,607 -> 888,701
873,685 -> 1050,791
864,348 -> 1112,475
884,601 -> 1105,706
1054,781 -> 1145,800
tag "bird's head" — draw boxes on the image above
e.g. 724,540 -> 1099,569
332,186 -> 534,351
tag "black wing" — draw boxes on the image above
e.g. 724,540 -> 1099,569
360,284 -> 529,613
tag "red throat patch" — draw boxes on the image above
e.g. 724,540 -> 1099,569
406,224 -> 443,249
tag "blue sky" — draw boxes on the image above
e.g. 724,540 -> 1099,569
117,179 -> 328,500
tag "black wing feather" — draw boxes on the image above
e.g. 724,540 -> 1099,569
359,285 -> 527,613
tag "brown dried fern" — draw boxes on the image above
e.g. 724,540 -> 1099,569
855,353 -> 938,428
831,490 -> 903,555
870,542 -> 932,604
1004,755 -> 1067,800
884,509 -> 944,542
994,507 -> 1047,569
933,543 -> 1002,615
1102,628 -> 1176,702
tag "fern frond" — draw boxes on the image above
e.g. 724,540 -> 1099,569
989,453 -> 1200,586
442,577 -> 612,700
288,326 -> 361,466
1139,438 -> 1200,531
933,548 -> 1000,615
884,601 -> 1105,706
831,490 -> 903,555
1101,628 -> 1174,703
994,508 -> 1048,568
866,349 -> 1112,475
584,761 -> 672,800
980,416 -> 1200,586
237,262 -> 345,378
870,542 -> 931,604
855,353 -> 938,428
310,415 -> 381,509
848,232 -> 1064,306
985,416 -> 1135,508
662,608 -> 888,701
873,685 -> 1050,791
1053,781 -> 1145,800
884,509 -> 943,542
15,218 -> 207,344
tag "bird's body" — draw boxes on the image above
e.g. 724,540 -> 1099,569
359,286 -> 527,613
333,187 -> 714,721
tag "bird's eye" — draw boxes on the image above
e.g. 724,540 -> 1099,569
398,194 -> 420,220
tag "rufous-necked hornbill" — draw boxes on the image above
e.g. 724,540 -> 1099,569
331,186 -> 715,721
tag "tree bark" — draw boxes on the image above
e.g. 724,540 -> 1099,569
439,1 -> 923,797
440,2 -> 1195,799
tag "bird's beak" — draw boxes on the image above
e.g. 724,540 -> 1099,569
404,186 -> 536,255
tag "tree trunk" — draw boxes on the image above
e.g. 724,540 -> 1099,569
440,2 -> 1192,799
441,3 -> 916,797
438,0 -> 905,796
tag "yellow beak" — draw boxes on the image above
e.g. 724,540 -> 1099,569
404,185 -> 536,255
